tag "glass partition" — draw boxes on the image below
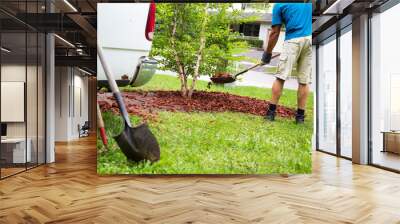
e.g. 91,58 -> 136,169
339,27 -> 352,158
27,0 -> 38,168
1,31 -> 28,177
370,3 -> 400,171
38,32 -> 45,165
317,35 -> 337,154
0,2 -> 46,179
27,30 -> 38,169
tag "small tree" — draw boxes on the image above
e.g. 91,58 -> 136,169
204,4 -> 248,76
242,3 -> 271,12
151,3 -> 249,98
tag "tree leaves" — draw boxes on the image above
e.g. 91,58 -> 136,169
151,3 -> 254,97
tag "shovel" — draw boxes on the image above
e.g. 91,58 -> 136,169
97,45 -> 160,162
210,53 -> 280,85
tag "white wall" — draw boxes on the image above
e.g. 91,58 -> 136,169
259,24 -> 269,44
54,67 -> 89,141
55,66 -> 69,141
71,73 -> 89,138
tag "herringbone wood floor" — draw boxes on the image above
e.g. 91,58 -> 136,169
0,136 -> 399,224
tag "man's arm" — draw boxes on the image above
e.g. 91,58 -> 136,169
266,25 -> 281,54
261,25 -> 281,64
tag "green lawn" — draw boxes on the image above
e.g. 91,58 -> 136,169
98,74 -> 314,174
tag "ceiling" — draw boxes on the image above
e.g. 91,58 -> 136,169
0,0 -> 107,74
1,0 -> 394,74
312,0 -> 391,42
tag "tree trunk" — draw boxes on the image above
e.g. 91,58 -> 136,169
188,4 -> 208,99
180,74 -> 189,98
170,5 -> 189,98
188,79 -> 196,99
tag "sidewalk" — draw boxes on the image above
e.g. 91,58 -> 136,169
157,68 -> 300,91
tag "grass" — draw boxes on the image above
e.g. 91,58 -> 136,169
98,74 -> 314,174
98,111 -> 312,174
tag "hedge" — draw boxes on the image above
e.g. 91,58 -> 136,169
235,36 -> 264,49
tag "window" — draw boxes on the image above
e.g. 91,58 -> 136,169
316,24 -> 353,159
339,27 -> 352,158
370,3 -> 400,171
238,24 -> 261,37
317,35 -> 337,154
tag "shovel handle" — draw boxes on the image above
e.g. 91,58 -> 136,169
233,53 -> 281,79
234,63 -> 263,78
97,103 -> 108,146
97,44 -> 132,127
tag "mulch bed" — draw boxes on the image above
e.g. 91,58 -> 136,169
97,90 -> 295,120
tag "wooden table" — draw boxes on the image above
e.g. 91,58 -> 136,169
381,131 -> 400,154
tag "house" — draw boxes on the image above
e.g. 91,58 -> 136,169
230,4 -> 286,53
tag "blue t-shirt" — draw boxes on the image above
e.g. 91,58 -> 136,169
272,3 -> 312,41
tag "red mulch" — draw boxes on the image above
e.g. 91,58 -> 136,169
97,90 -> 295,120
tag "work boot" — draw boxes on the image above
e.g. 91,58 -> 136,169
295,114 -> 305,124
295,108 -> 305,124
265,109 -> 276,121
265,104 -> 277,121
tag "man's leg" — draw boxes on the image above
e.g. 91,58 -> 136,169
297,83 -> 309,110
266,78 -> 285,121
271,78 -> 285,105
296,37 -> 312,124
295,83 -> 309,123
266,39 -> 298,121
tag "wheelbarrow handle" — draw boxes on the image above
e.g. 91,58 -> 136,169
97,44 -> 132,127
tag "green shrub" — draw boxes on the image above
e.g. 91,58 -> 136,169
236,36 -> 264,49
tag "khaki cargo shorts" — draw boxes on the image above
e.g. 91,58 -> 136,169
275,36 -> 312,84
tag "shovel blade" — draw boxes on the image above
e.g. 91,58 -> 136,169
114,123 -> 160,162
210,76 -> 236,84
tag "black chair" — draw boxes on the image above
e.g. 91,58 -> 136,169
79,121 -> 90,138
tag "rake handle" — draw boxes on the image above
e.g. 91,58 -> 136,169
97,44 -> 132,127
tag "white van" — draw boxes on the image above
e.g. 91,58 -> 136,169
97,3 -> 157,87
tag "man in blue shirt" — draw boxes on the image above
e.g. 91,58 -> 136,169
261,3 -> 312,124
